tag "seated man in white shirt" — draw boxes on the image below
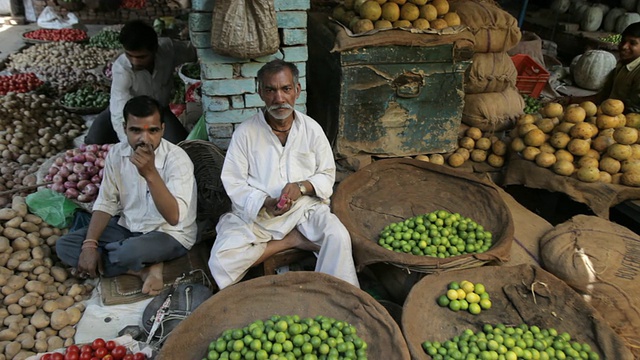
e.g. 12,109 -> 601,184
208,60 -> 360,290
57,95 -> 198,295
85,20 -> 193,145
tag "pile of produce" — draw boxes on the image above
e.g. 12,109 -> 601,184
0,73 -> 43,96
180,63 -> 201,80
450,127 -> 508,168
45,144 -> 111,203
436,280 -> 492,315
60,87 -> 110,110
522,94 -> 543,114
332,0 -> 461,34
0,197 -> 93,359
377,210 -> 492,257
422,323 -> 601,360
205,315 -> 368,360
600,33 -> 621,44
551,0 -> 635,34
40,339 -> 147,360
23,29 -> 88,43
511,99 -> 640,186
88,30 -> 122,49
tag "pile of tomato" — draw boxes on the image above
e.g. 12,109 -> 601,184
0,73 -> 43,95
40,338 -> 147,360
24,28 -> 88,42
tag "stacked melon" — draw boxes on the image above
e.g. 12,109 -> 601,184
331,0 -> 461,34
510,99 -> 640,187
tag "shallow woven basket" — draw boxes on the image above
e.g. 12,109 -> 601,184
177,140 -> 231,243
332,158 -> 514,274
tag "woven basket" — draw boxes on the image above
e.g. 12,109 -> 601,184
177,140 -> 231,243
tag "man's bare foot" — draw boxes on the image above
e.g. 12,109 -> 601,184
288,229 -> 320,252
129,263 -> 164,296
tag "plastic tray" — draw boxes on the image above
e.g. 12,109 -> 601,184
511,53 -> 550,98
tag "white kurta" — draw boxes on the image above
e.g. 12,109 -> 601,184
208,110 -> 359,289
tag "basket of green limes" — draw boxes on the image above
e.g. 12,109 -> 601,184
332,158 -> 514,274
59,85 -> 110,115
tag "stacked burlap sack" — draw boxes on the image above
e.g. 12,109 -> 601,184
452,0 -> 524,132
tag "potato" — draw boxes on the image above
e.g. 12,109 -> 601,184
24,281 -> 45,296
57,284 -> 66,295
3,290 -> 25,305
67,284 -> 83,298
0,341 -> 8,353
46,336 -> 63,352
3,227 -> 26,240
14,351 -> 36,360
42,300 -> 58,314
22,305 -> 37,316
7,303 -> 22,315
64,337 -> 74,348
46,234 -> 59,247
5,216 -> 22,229
34,339 -> 47,353
39,227 -> 53,238
0,237 -> 8,253
11,197 -> 27,218
26,233 -> 41,248
50,267 -> 68,283
29,310 -> 49,329
19,222 -> 38,234
55,296 -> 74,310
24,214 -> 42,225
17,260 -> 36,273
0,209 -> 17,221
0,253 -> 9,268
0,329 -> 17,341
43,327 -> 57,337
14,333 -> 33,350
34,331 -> 47,341
50,309 -> 70,330
58,326 -> 75,339
5,341 -> 21,359
36,273 -> 53,285
6,275 -> 26,291
18,294 -> 37,308
31,246 -> 44,261
65,307 -> 82,326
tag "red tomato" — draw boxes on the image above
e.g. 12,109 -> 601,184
80,352 -> 93,360
65,352 -> 79,360
67,345 -> 80,354
42,354 -> 53,360
105,341 -> 117,351
103,355 -> 114,360
81,345 -> 93,353
133,353 -> 146,360
110,345 -> 127,360
52,353 -> 65,360
94,347 -> 109,358
92,338 -> 106,350
122,355 -> 134,360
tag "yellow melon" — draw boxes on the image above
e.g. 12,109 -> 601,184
389,0 -> 406,4
569,122 -> 595,140
578,156 -> 600,169
400,3 -> 420,20
410,0 -> 428,4
374,19 -> 393,29
443,12 -> 461,27
517,114 -> 536,126
621,171 -> 640,186
596,114 -> 619,130
625,113 -> 640,128
333,6 -> 347,22
487,154 -> 505,168
543,103 -> 564,118
412,18 -> 430,29
393,19 -> 413,27
600,98 -> 624,116
430,18 -> 448,29
455,148 -> 470,161
579,101 -> 598,117
431,0 -> 449,15
448,153 -> 465,167
576,166 -> 600,182
539,142 -> 556,154
354,0 -> 369,12
374,0 -> 388,4
563,106 -> 586,123
344,0 -> 356,9
346,12 -> 359,26
415,154 -> 430,162
591,136 -> 616,153
553,159 -> 575,176
419,4 -> 438,21
535,118 -> 555,133
549,132 -> 571,149
429,153 -> 445,165
352,19 -> 375,33
360,1 -> 382,20
459,137 -> 475,150
608,143 -> 632,161
465,127 -> 483,140
524,129 -> 546,147
381,2 -> 400,21
553,122 -> 575,134
613,127 -> 639,145
470,149 -> 487,163
522,146 -> 542,161
511,137 -> 526,152
555,149 -> 574,163
567,138 -> 591,156
599,156 -> 621,175
475,137 -> 492,151
492,140 -> 507,156
535,152 -> 557,168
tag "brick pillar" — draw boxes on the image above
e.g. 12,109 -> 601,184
190,0 -> 310,149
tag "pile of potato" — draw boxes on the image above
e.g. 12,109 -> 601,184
0,196 -> 92,360
511,99 -> 640,186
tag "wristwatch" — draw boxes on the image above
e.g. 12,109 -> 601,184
297,182 -> 307,196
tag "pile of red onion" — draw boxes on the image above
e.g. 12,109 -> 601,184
45,144 -> 111,203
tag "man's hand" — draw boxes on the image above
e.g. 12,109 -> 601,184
130,143 -> 157,179
77,248 -> 102,278
264,196 -> 292,217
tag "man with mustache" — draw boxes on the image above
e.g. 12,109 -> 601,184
85,20 -> 192,145
57,96 -> 198,295
567,23 -> 640,113
208,60 -> 360,289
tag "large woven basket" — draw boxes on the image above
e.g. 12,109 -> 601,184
332,158 -> 514,273
177,140 -> 231,243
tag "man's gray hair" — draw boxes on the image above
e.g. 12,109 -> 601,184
257,59 -> 300,90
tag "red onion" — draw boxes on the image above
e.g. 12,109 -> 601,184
76,194 -> 91,203
84,153 -> 97,163
87,166 -> 99,176
86,144 -> 100,153
78,172 -> 91,181
65,188 -> 79,199
95,158 -> 105,168
48,167 -> 59,175
83,161 -> 94,168
44,174 -> 53,182
64,181 -> 78,189
79,143 -> 87,152
91,174 -> 101,183
73,148 -> 82,156
54,157 -> 64,166
52,174 -> 63,184
51,183 -> 65,193
67,173 -> 78,182
73,163 -> 85,174
84,183 -> 98,196
73,154 -> 86,163
58,166 -> 70,177
65,149 -> 74,157
77,180 -> 91,191
98,168 -> 104,177
64,162 -> 74,172
102,144 -> 110,151
65,155 -> 74,163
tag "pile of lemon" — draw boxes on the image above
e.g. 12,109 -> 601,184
422,323 -> 601,360
437,280 -> 491,315
205,315 -> 368,360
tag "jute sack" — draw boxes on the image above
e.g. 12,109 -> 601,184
449,0 -> 522,53
462,86 -> 525,132
157,272 -> 411,360
332,158 -> 514,273
402,264 -> 634,360
540,215 -> 640,358
465,52 -> 518,94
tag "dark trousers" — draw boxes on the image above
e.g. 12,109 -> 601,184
84,107 -> 189,145
55,217 -> 188,277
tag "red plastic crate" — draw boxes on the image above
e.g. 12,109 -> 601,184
511,54 -> 550,98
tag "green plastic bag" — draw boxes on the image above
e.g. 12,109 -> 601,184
26,189 -> 80,229
186,115 -> 209,141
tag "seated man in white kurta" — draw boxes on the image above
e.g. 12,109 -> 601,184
208,60 -> 360,290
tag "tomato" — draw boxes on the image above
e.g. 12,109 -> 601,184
80,352 -> 93,360
94,347 -> 109,358
105,340 -> 117,351
42,354 -> 53,360
122,355 -> 134,360
67,345 -> 80,354
111,345 -> 127,360
103,355 -> 114,360
133,353 -> 146,360
52,353 -> 65,360
65,352 -> 79,360
92,338 -> 106,350
81,345 -> 93,353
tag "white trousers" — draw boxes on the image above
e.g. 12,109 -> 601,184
208,203 -> 360,290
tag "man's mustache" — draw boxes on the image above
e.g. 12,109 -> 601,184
267,104 -> 294,111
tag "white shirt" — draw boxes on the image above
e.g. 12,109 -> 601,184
221,109 -> 336,226
93,139 -> 198,249
109,38 -> 193,142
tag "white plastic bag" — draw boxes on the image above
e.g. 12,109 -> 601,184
36,6 -> 79,29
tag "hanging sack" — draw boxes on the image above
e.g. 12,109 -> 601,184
210,0 -> 280,59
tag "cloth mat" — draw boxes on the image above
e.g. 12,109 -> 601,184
100,242 -> 212,305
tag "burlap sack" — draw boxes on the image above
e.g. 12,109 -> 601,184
507,31 -> 545,70
503,153 -> 640,219
449,0 -> 522,53
462,86 -> 525,132
402,264 -> 634,360
332,158 -> 514,273
465,52 -> 518,94
157,272 -> 411,360
540,215 -> 640,358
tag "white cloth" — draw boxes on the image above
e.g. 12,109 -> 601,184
208,110 -> 360,289
109,38 -> 193,142
93,139 -> 198,249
